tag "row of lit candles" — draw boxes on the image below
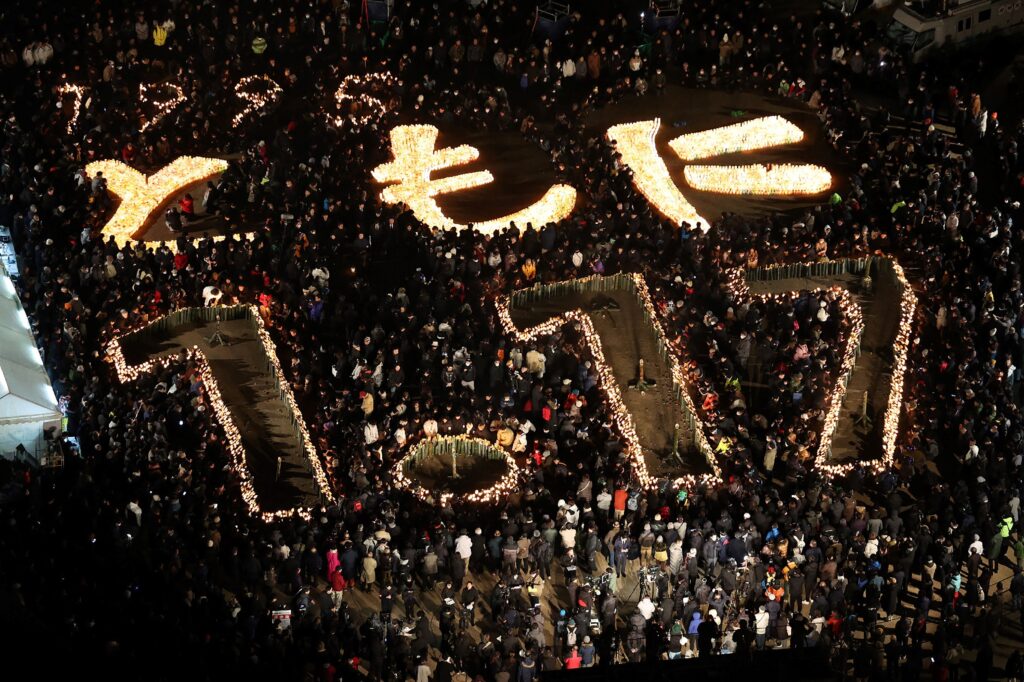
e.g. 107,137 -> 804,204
327,72 -> 395,128
880,262 -> 916,469
233,75 -> 282,127
723,260 -> 916,477
391,435 -> 520,507
248,306 -> 337,505
57,82 -> 86,135
497,275 -> 723,492
683,163 -> 833,195
84,156 -> 229,247
105,305 -> 335,521
630,273 -> 723,481
139,82 -> 185,133
668,115 -> 807,161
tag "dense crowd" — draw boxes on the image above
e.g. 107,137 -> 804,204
2,0 -> 1024,680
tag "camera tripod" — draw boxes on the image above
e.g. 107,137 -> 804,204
206,314 -> 229,347
623,565 -> 661,603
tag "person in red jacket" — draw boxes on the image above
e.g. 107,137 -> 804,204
564,646 -> 582,669
178,193 -> 195,219
329,565 -> 347,611
613,487 -> 628,520
121,143 -> 136,163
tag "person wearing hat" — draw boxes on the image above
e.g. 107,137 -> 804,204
580,635 -> 596,667
754,605 -> 770,650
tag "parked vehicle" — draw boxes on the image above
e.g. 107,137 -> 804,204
886,0 -> 1024,60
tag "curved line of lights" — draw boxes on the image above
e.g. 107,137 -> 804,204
139,81 -> 185,133
233,75 -> 282,127
391,435 -> 520,507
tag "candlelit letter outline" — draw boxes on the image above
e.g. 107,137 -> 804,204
392,435 -> 521,507
606,116 -> 832,230
105,305 -> 336,521
372,124 -> 577,234
139,81 -> 186,133
233,75 -> 283,127
721,257 -> 916,477
328,72 -> 396,129
56,83 -> 87,135
497,273 -> 723,491
86,156 -> 257,249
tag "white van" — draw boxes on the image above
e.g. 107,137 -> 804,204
886,0 -> 1024,60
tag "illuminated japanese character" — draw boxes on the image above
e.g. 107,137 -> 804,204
234,76 -> 282,127
607,116 -> 832,232
86,156 -> 233,248
372,124 -> 577,234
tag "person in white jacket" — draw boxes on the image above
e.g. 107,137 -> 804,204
754,605 -> 770,650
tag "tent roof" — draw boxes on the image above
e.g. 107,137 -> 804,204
0,265 -> 60,422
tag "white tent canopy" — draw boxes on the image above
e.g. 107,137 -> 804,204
0,263 -> 61,459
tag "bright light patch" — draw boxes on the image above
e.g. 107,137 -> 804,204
668,115 -> 806,161
606,119 -> 709,231
86,156 -> 230,247
373,124 -> 577,234
684,163 -> 832,195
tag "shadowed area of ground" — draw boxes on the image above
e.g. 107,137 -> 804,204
119,314 -> 320,512
404,450 -> 511,497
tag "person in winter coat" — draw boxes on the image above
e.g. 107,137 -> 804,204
329,566 -> 347,610
361,553 -> 378,589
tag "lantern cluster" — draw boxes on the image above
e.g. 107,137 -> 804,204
880,261 -> 916,467
683,163 -> 832,195
372,124 -> 577,234
668,115 -> 807,161
85,156 -> 229,246
606,119 -> 708,231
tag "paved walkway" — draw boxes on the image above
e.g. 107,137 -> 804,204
120,315 -> 320,511
300,539 -> 1023,677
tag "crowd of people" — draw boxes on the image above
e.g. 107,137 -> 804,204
1,0 -> 1024,680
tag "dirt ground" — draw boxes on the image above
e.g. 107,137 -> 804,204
404,450 -> 510,497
